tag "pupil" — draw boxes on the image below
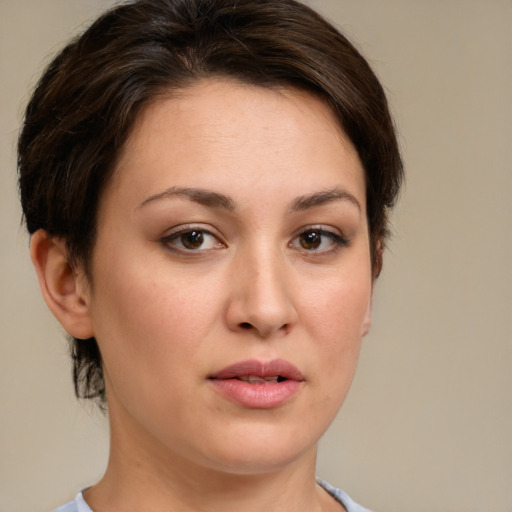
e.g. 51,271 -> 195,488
301,231 -> 321,249
182,231 -> 203,249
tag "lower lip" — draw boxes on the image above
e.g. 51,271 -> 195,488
209,379 -> 303,409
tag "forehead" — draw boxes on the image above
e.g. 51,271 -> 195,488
106,79 -> 365,210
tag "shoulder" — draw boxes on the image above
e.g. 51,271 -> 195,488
317,479 -> 373,512
53,492 -> 92,512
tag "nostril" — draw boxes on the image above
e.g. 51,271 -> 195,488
240,322 -> 252,330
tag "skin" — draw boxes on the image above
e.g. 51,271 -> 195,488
31,79 -> 374,512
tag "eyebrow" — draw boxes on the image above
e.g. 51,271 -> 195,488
138,185 -> 361,213
289,187 -> 361,213
138,186 -> 235,210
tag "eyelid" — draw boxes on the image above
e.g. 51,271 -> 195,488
289,225 -> 350,252
160,224 -> 226,252
163,223 -> 222,238
291,224 -> 348,240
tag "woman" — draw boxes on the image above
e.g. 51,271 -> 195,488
18,0 -> 403,511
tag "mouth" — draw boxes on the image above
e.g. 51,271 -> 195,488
236,375 -> 287,383
208,359 -> 304,409
209,358 -> 304,382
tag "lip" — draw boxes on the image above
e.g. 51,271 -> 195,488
208,359 -> 304,409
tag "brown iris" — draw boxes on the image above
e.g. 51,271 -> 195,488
181,230 -> 204,249
299,230 -> 322,250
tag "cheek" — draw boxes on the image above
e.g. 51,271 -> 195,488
301,268 -> 371,398
88,255 -> 222,382
88,267 -> 216,430
304,270 -> 372,341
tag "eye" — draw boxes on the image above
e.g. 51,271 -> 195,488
290,227 -> 348,253
162,227 -> 225,252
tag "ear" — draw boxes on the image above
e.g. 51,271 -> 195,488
361,295 -> 373,337
363,238 -> 384,336
30,230 -> 94,340
372,237 -> 385,280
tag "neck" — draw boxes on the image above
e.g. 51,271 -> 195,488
86,448 -> 328,512
84,385 -> 342,512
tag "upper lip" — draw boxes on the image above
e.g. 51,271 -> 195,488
209,359 -> 304,381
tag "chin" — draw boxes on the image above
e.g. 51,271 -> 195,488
188,421 -> 320,476
202,448 -> 312,476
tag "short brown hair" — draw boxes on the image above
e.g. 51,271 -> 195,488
18,0 -> 403,404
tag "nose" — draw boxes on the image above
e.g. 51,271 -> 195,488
225,248 -> 298,338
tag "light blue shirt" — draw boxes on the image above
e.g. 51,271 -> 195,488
54,480 -> 372,512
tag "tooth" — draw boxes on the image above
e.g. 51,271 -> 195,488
244,376 -> 266,383
238,375 -> 280,383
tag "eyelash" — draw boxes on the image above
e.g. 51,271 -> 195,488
289,227 -> 349,254
161,225 -> 225,253
160,225 -> 349,255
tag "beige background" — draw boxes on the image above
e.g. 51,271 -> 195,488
1,1 -> 511,511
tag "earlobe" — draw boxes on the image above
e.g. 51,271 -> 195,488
363,238 -> 383,336
30,230 -> 94,340
361,300 -> 372,336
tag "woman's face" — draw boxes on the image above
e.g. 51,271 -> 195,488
84,79 -> 373,475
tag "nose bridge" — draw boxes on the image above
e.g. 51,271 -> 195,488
227,240 -> 297,337
245,244 -> 286,303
